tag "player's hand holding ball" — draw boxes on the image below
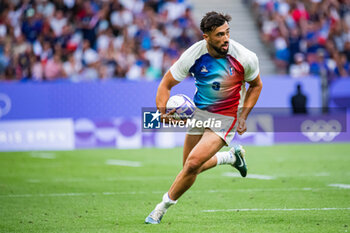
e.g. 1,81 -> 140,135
163,94 -> 195,124
159,108 -> 177,124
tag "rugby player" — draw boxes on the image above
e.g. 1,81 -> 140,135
145,11 -> 263,224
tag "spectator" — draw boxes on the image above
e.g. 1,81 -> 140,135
335,52 -> 350,77
21,8 -> 43,43
80,39 -> 99,81
40,40 -> 53,63
0,43 -> 11,77
126,60 -> 145,80
344,41 -> 350,61
290,53 -> 310,78
274,35 -> 290,72
63,53 -> 82,82
37,0 -> 55,18
82,39 -> 99,67
145,44 -> 164,80
289,53 -> 310,78
31,56 -> 43,81
13,34 -> 31,57
44,53 -> 65,80
288,27 -> 303,65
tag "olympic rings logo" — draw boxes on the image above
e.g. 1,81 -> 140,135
301,120 -> 342,142
0,93 -> 11,118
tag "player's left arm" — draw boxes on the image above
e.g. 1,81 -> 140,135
237,74 -> 263,135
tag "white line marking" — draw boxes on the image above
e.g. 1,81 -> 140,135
105,160 -> 142,167
29,152 -> 56,159
25,176 -> 173,183
223,172 -> 331,179
314,172 -> 330,177
1,191 -> 163,198
277,172 -> 330,177
27,179 -> 41,183
1,186 -> 346,198
3,193 -> 91,198
329,184 -> 350,189
202,207 -> 350,212
223,172 -> 276,180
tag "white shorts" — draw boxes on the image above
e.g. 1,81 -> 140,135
187,108 -> 238,146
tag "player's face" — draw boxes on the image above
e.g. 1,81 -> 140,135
204,22 -> 230,57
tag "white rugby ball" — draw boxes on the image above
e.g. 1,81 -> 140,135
166,94 -> 195,120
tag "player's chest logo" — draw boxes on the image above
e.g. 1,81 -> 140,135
229,66 -> 235,76
200,65 -> 208,73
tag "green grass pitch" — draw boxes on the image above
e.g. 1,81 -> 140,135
0,144 -> 349,233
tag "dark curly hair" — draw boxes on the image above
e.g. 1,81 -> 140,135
200,11 -> 232,33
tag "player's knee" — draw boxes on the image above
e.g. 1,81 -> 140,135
184,158 -> 201,175
182,157 -> 189,167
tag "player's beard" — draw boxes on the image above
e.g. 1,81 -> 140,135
210,41 -> 229,56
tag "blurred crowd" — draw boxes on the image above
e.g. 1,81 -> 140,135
0,0 -> 201,81
249,0 -> 350,79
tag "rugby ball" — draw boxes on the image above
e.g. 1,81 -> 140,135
166,94 -> 195,120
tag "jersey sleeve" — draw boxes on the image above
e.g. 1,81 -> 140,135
229,39 -> 260,82
169,52 -> 191,82
169,40 -> 205,82
244,52 -> 259,82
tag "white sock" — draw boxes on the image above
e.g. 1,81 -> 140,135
156,192 -> 177,210
215,151 -> 236,165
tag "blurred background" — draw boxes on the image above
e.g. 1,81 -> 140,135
0,0 -> 349,151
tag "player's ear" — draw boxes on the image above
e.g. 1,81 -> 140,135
203,33 -> 209,41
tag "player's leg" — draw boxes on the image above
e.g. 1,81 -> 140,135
168,128 -> 225,200
195,112 -> 248,175
198,145 -> 247,176
145,129 -> 225,224
182,133 -> 202,166
196,126 -> 247,175
182,133 -> 246,175
182,109 -> 246,175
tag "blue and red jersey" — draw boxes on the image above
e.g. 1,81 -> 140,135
170,39 -> 259,118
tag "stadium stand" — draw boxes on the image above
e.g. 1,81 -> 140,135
248,0 -> 350,79
0,0 -> 201,81
1,0 -> 348,81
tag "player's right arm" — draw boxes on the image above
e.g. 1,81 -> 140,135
157,40 -> 203,122
156,70 -> 180,122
